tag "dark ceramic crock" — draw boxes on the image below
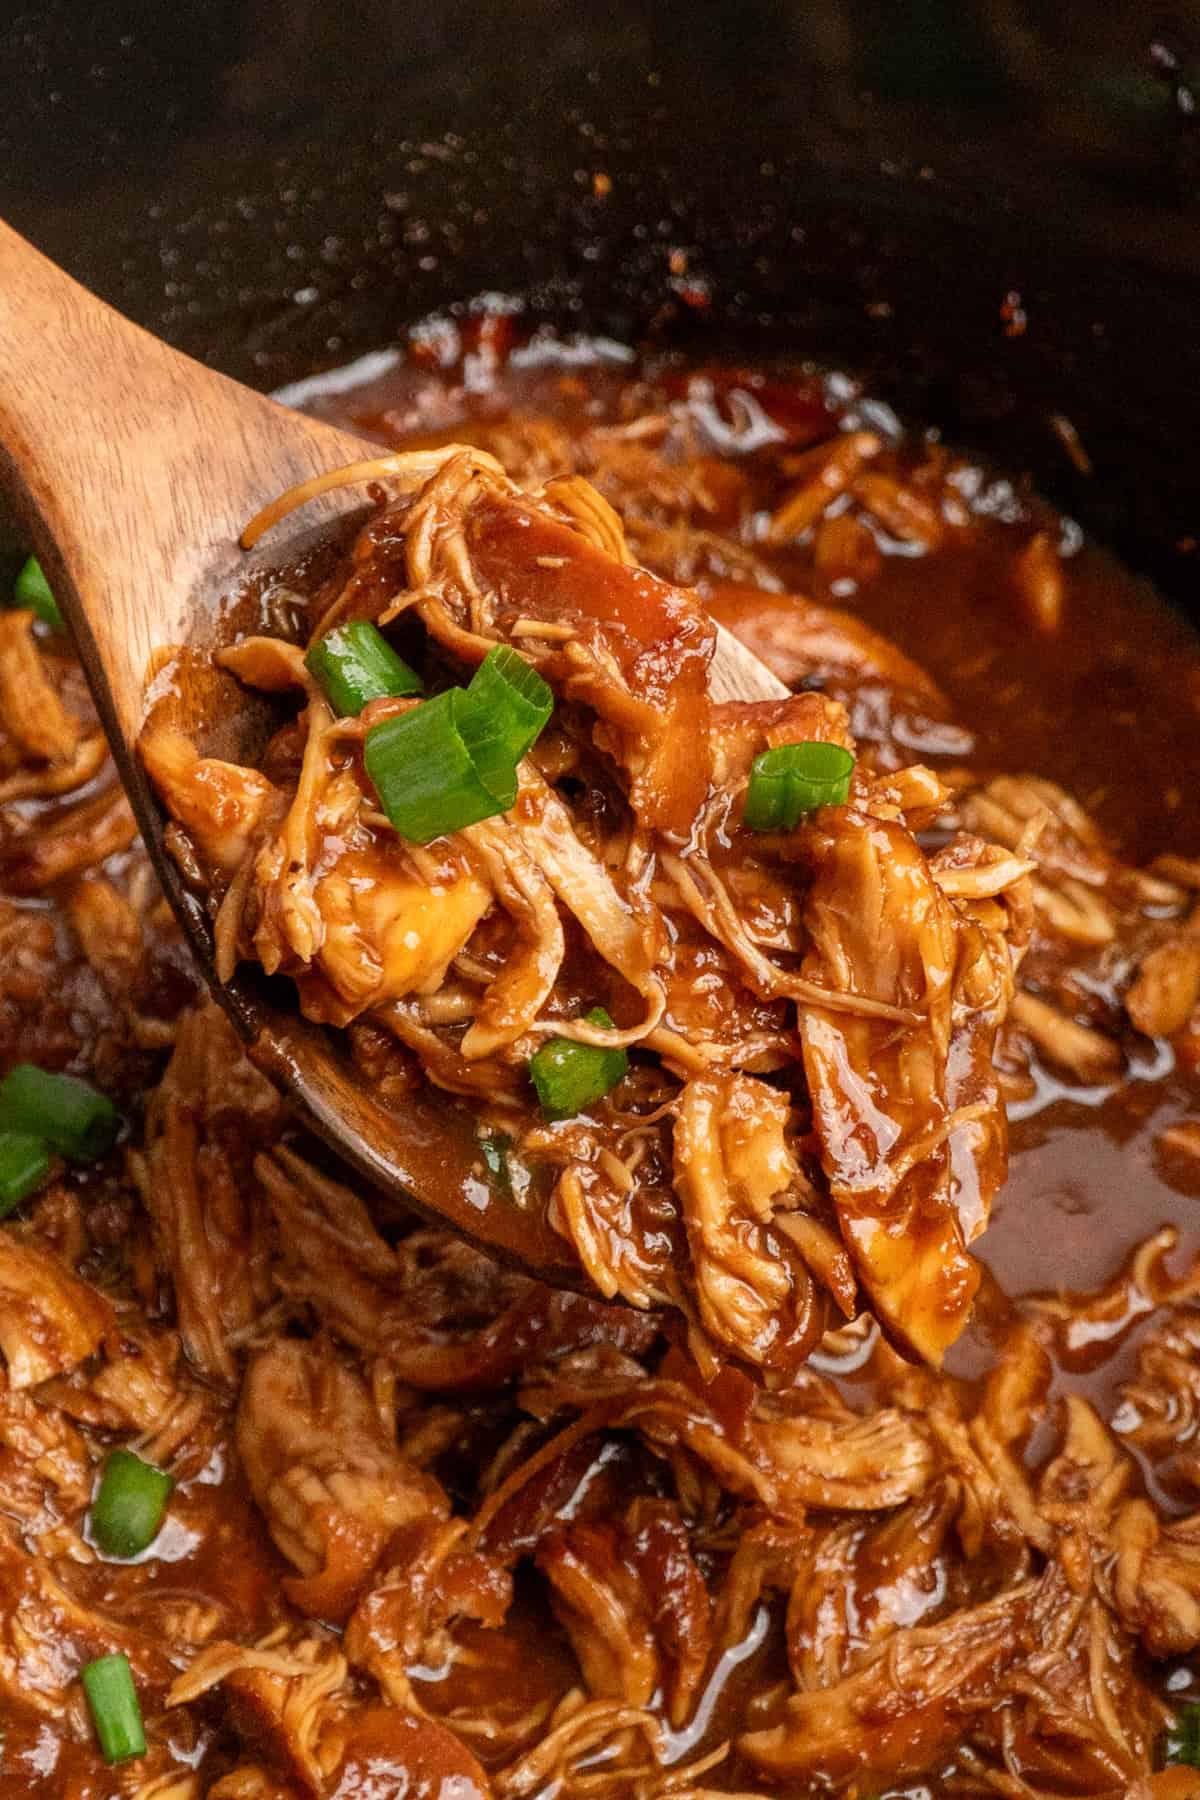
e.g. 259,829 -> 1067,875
1,0 -> 1198,610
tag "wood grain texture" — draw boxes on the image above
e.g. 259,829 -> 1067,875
708,625 -> 789,704
0,218 -> 783,1279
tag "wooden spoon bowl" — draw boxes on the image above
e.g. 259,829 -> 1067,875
0,219 -> 786,1281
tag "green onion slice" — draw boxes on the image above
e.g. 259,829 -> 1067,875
81,1653 -> 146,1764
743,740 -> 855,832
462,645 -> 553,788
529,1006 -> 629,1122
363,644 -> 553,844
365,688 -> 516,843
90,1449 -> 174,1559
1165,1702 -> 1200,1767
0,1131 -> 52,1218
0,1065 -> 120,1162
305,619 -> 423,716
14,556 -> 65,632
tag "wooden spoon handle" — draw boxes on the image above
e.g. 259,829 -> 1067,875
0,218 -> 364,746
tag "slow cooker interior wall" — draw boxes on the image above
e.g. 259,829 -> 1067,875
2,1 -> 1199,613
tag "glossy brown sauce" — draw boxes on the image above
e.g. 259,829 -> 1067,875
306,331 -> 1200,1358
5,326 -> 1200,1797
271,330 -> 1200,1788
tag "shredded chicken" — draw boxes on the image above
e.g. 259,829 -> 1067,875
537,1499 -> 711,1727
799,811 -> 1028,1361
703,580 -> 950,712
145,444 -> 1034,1374
129,1003 -> 282,1382
4,336 -> 1200,1800
0,1233 -> 113,1388
0,1525 -> 173,1717
673,1071 -> 843,1372
1128,898 -> 1200,1039
140,728 -> 279,879
0,609 -> 81,764
237,1337 -> 449,1619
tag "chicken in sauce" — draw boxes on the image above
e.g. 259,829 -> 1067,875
143,420 -> 1030,1378
2,320 -> 1200,1798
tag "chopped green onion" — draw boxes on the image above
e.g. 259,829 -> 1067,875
90,1450 -> 174,1559
461,646 -> 553,791
0,1131 -> 52,1217
529,1006 -> 629,1122
0,1065 -> 119,1162
1164,1702 -> 1200,1767
743,740 -> 856,832
13,556 -> 65,632
81,1653 -> 146,1764
362,645 -> 553,845
305,619 -> 423,716
365,688 -> 517,843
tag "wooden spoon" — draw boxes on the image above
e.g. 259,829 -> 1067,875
0,219 -> 787,1278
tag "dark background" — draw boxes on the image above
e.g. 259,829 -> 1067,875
5,2 -> 1200,380
3,1 -> 1200,597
